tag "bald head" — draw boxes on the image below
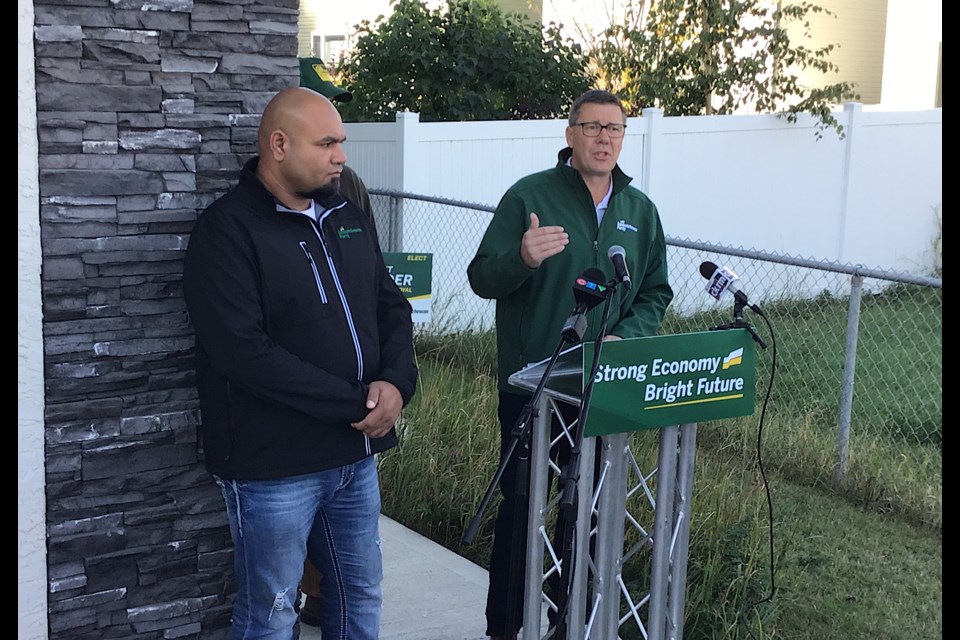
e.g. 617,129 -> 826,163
256,87 -> 348,210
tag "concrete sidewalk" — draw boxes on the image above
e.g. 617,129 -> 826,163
299,514 -> 491,640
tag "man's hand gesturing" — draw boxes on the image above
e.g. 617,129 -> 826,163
520,212 -> 569,268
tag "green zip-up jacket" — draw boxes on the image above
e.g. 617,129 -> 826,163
467,147 -> 674,392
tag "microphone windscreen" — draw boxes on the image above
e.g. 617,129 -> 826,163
699,261 -> 719,279
608,245 -> 626,259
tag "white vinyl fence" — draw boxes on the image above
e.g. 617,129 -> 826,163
345,104 -> 941,282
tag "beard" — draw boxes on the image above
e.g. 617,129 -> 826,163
298,177 -> 341,202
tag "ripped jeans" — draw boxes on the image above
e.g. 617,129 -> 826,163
216,455 -> 383,640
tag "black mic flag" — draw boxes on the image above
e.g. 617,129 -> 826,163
562,268 -> 607,343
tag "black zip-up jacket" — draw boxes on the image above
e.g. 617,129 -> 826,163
183,157 -> 418,480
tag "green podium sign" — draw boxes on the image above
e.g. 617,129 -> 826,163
582,329 -> 756,436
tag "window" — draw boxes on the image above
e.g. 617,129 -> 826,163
312,34 -> 347,64
323,35 -> 347,64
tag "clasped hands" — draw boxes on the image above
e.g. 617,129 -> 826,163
351,380 -> 403,438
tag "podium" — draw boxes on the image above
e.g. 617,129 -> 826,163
507,330 -> 757,640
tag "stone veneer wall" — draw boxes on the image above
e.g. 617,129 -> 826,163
34,1 -> 300,637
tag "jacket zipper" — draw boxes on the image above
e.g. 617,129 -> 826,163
313,206 -> 372,455
299,242 -> 329,304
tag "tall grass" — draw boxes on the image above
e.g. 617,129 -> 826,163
378,350 -> 501,567
378,284 -> 941,638
658,284 -> 942,528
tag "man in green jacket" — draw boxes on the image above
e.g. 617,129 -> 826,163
467,89 -> 674,640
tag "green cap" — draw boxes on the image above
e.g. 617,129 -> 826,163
299,57 -> 352,102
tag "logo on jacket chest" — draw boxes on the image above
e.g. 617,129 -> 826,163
616,220 -> 639,233
337,226 -> 363,239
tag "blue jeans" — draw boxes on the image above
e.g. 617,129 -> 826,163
216,456 -> 383,640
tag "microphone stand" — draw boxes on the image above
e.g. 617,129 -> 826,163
463,303 -> 588,637
552,277 -> 619,639
711,299 -> 767,349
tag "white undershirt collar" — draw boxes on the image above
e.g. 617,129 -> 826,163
567,157 -> 613,224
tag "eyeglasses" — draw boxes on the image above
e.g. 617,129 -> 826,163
574,122 -> 627,138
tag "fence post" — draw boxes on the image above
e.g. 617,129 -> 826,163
638,107 -> 664,198
395,109 -> 437,196
838,102 -> 863,261
391,111 -> 425,251
837,273 -> 864,485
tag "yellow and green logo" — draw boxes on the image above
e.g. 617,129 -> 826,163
722,347 -> 744,370
338,226 -> 362,239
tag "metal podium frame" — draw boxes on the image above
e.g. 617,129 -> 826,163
508,347 -> 698,640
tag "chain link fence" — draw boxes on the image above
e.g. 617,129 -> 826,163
370,190 -> 943,525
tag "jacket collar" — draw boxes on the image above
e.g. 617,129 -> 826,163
239,156 -> 350,213
556,147 -> 633,196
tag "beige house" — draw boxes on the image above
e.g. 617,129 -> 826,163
783,0 -> 941,109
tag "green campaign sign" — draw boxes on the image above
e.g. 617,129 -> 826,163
383,253 -> 433,323
581,329 -> 756,436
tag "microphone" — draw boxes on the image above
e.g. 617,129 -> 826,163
561,268 -> 607,343
699,261 -> 763,315
607,245 -> 632,290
